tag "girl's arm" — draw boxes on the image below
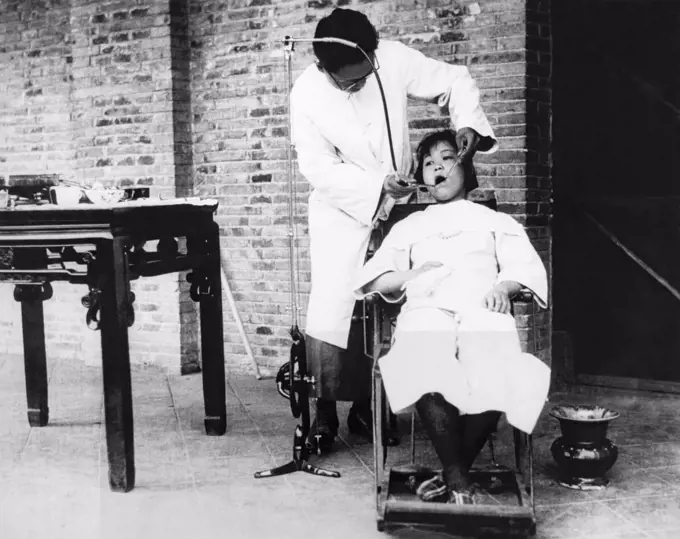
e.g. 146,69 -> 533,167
494,220 -> 548,308
362,262 -> 444,297
363,270 -> 417,296
483,279 -> 523,314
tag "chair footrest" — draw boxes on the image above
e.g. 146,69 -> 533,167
380,468 -> 536,535
383,498 -> 535,535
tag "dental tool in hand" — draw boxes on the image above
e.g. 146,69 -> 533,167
432,162 -> 459,187
395,150 -> 463,191
397,177 -> 418,188
433,151 -> 466,185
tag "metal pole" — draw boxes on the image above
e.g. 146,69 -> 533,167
284,39 -> 300,330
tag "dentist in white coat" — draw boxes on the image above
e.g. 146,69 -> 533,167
290,8 -> 498,453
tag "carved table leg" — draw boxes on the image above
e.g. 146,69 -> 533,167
14,283 -> 52,427
98,238 -> 135,492
188,226 -> 227,436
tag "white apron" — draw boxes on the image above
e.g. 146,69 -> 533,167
352,201 -> 550,433
290,40 -> 497,349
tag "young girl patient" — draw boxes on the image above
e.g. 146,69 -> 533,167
353,129 -> 551,505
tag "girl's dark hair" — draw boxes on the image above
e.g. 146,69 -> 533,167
313,9 -> 379,73
413,129 -> 478,192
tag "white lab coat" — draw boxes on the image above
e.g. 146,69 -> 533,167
291,39 -> 497,349
352,200 -> 550,433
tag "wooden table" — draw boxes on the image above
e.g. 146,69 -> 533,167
0,198 -> 227,492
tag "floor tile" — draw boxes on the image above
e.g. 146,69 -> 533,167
535,502 -> 644,538
581,466 -> 680,503
647,529 -> 680,539
606,495 -> 680,532
2,355 -> 680,538
0,485 -> 103,539
623,442 -> 680,469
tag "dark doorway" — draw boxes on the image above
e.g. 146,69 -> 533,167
552,0 -> 680,387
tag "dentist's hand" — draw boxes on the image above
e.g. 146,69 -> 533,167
455,127 -> 481,164
383,172 -> 417,198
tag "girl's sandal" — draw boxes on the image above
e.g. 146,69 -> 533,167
416,473 -> 448,502
447,483 -> 479,505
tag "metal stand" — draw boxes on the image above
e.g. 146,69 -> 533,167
254,425 -> 340,479
254,36 -> 342,481
255,328 -> 340,479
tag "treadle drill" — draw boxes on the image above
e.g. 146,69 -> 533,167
254,35 -> 343,480
254,327 -> 340,479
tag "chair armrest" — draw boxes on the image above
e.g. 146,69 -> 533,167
512,289 -> 535,304
366,288 -> 535,313
363,293 -> 404,322
367,289 -> 535,306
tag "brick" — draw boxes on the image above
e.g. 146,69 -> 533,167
0,0 -> 552,375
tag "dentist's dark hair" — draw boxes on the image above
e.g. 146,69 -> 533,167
414,129 -> 478,192
313,8 -> 379,73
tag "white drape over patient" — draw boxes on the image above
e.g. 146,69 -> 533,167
353,200 -> 550,434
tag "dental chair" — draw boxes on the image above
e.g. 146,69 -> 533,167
364,199 -> 539,537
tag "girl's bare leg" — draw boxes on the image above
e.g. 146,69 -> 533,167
460,410 -> 502,471
415,392 -> 469,490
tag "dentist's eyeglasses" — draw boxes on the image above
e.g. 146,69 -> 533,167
316,55 -> 379,92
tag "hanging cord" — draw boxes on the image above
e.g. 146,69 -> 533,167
295,36 -> 399,228
347,39 -> 400,225
284,37 -> 399,173
349,42 -> 398,173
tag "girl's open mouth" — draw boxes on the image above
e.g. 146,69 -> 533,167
434,175 -> 447,186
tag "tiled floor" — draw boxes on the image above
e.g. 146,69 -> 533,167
1,354 -> 680,539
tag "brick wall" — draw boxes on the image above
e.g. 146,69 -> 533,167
189,0 -> 553,373
523,0 -> 551,365
0,0 -> 553,377
0,0 -> 199,374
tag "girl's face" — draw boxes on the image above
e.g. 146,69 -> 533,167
422,140 -> 466,203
